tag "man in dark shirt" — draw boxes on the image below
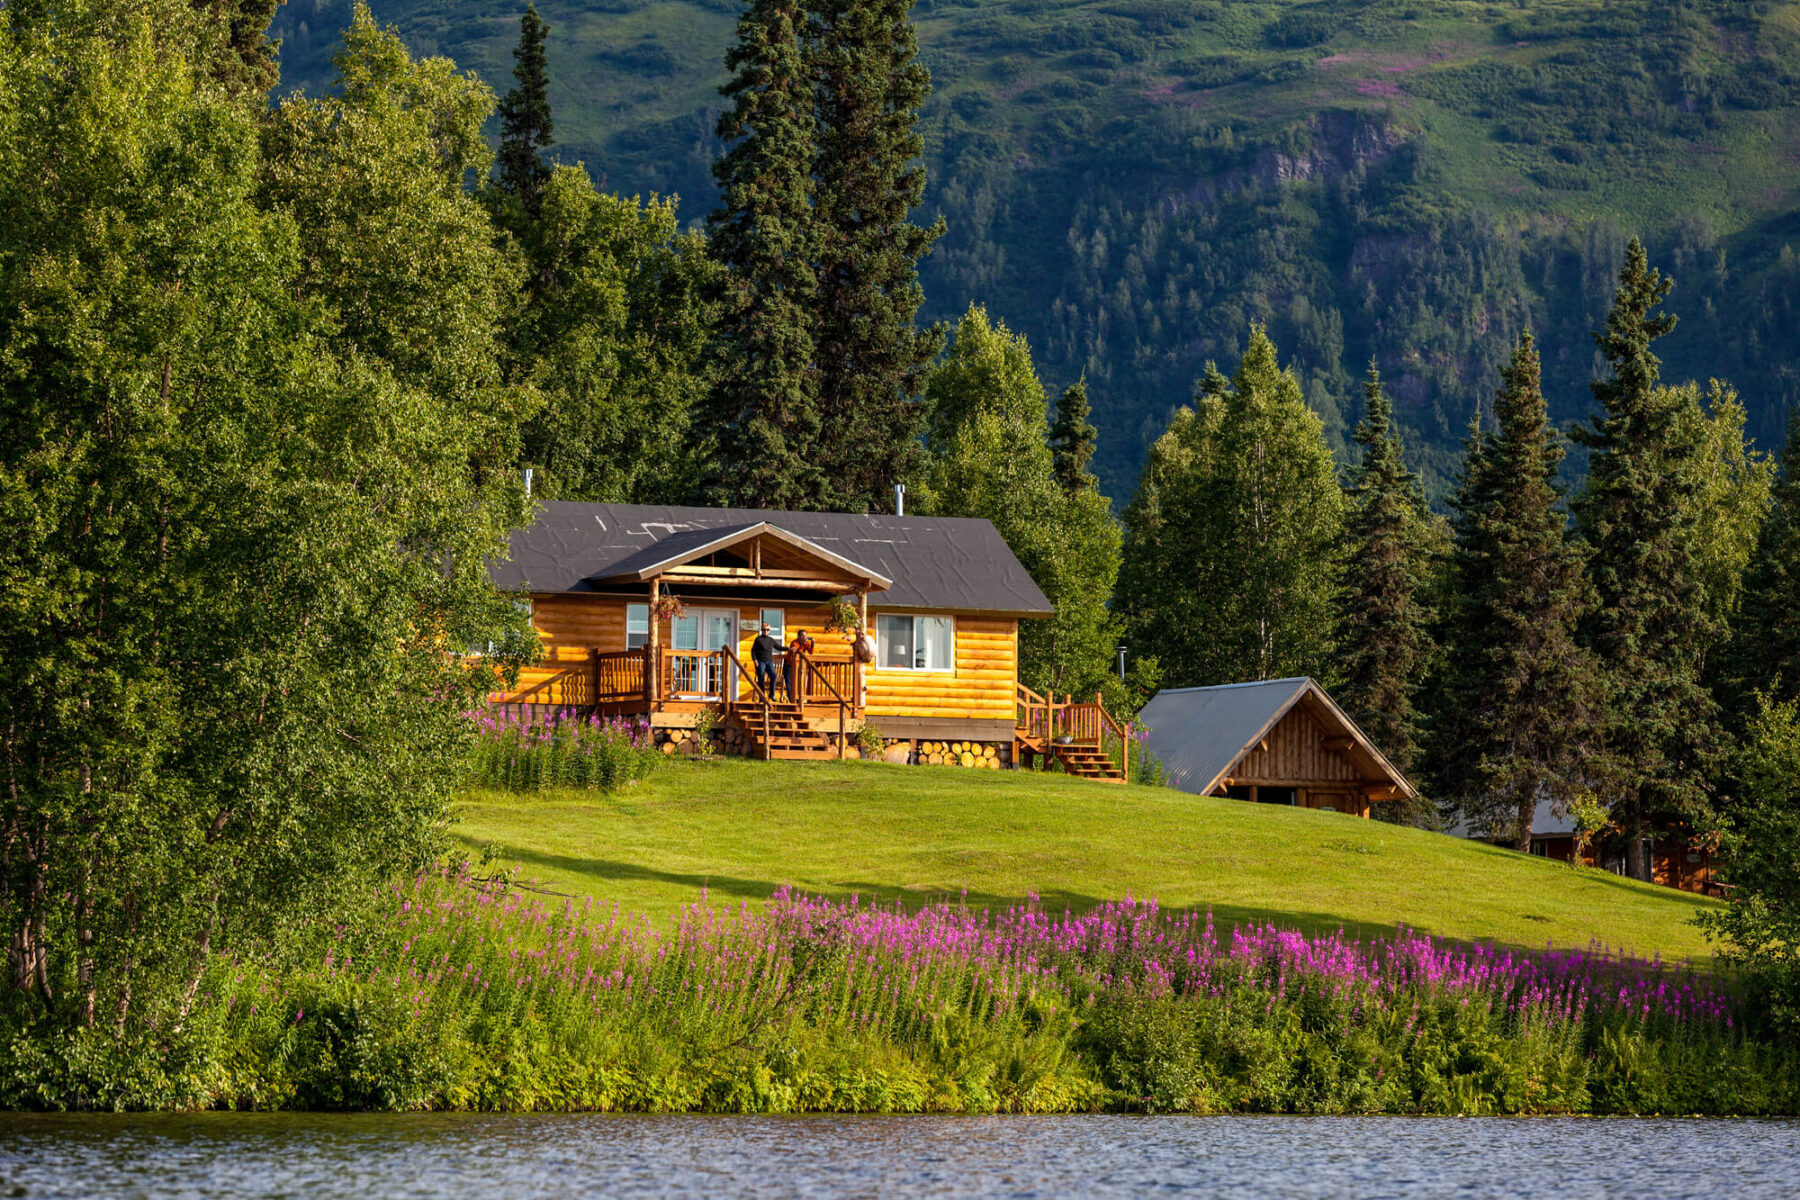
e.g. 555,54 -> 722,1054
751,623 -> 780,700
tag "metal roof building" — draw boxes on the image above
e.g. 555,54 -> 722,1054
1139,677 -> 1415,818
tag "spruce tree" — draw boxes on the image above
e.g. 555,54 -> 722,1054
194,0 -> 284,96
1334,364 -> 1436,786
808,0 -> 942,511
496,3 -> 555,216
1724,410 -> 1800,714
1050,378 -> 1099,493
1572,238 -> 1722,879
701,0 -> 823,508
1434,333 -> 1604,850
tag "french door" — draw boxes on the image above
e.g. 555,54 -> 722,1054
670,609 -> 738,698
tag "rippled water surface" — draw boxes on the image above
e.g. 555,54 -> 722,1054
3,1112 -> 1797,1199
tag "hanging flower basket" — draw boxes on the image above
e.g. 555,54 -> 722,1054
823,597 -> 860,635
651,593 -> 686,623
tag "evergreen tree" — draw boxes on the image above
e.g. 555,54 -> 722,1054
496,3 -> 554,216
808,0 -> 942,511
700,0 -> 823,508
1117,327 -> 1342,687
1433,333 -> 1603,850
1572,238 -> 1723,880
1724,410 -> 1800,714
1050,378 -> 1098,493
1333,364 -> 1437,788
920,307 -> 1121,698
193,0 -> 284,96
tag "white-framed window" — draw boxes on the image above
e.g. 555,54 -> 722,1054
875,614 -> 953,671
760,608 -> 784,642
626,603 -> 649,650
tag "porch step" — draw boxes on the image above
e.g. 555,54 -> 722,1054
1050,745 -> 1125,783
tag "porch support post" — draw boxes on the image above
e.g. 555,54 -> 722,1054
648,576 -> 661,707
856,587 -> 870,711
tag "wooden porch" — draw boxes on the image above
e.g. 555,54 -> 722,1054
492,644 -> 868,759
492,653 -> 1131,781
1014,684 -> 1130,783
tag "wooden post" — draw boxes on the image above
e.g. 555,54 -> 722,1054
648,577 -> 661,706
856,588 -> 870,711
763,703 -> 772,761
590,648 -> 603,716
838,700 -> 846,760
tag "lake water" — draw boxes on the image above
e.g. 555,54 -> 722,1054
2,1113 -> 1796,1198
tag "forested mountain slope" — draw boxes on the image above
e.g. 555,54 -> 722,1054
273,0 -> 1800,498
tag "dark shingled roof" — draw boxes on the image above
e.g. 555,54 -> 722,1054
1139,677 -> 1414,798
492,502 -> 1054,616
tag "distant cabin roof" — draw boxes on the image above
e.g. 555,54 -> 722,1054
492,502 -> 1054,617
1138,677 -> 1415,799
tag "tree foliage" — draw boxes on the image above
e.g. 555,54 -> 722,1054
1697,691 -> 1800,1036
1722,410 -> 1800,717
701,0 -> 822,508
808,0 -> 943,512
919,307 -> 1121,699
508,168 -> 715,503
1572,239 -> 1724,877
1118,327 -> 1342,688
1333,365 -> 1437,790
1432,333 -> 1604,850
495,2 -> 554,216
0,1 -> 531,1030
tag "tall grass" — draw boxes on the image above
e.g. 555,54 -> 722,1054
466,709 -> 659,793
165,873 -> 1796,1115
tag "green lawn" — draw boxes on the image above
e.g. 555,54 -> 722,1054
455,759 -> 1719,961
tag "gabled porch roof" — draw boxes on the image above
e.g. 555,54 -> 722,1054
590,521 -> 893,592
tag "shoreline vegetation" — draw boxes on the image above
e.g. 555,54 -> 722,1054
5,872 -> 1793,1116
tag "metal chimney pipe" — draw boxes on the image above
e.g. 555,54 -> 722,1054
524,467 -> 534,498
894,482 -> 905,516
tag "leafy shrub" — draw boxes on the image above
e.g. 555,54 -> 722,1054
1264,10 -> 1339,49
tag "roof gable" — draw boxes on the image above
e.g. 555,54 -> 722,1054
492,502 -> 1053,616
1139,677 -> 1415,799
591,522 -> 894,589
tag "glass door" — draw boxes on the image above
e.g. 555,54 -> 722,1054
700,610 -> 737,697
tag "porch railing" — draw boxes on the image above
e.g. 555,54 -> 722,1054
1015,684 -> 1130,780
662,649 -> 726,698
794,648 -> 850,758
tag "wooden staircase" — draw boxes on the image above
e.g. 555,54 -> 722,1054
1049,742 -> 1125,782
1015,684 -> 1128,784
729,701 -> 839,760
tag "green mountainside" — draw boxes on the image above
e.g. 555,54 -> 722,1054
273,0 -> 1800,498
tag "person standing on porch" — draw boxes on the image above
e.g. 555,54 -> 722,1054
751,623 -> 780,700
785,627 -> 814,702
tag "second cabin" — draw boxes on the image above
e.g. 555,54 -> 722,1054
1139,678 -> 1416,818
488,502 -> 1130,780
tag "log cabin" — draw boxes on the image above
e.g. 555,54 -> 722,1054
487,502 -> 1129,780
1138,678 -> 1415,818
1463,800 -> 1719,895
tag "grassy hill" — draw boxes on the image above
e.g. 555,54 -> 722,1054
455,759 -> 1718,960
272,0 -> 1800,500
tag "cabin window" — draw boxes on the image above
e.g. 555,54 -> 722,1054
760,608 -> 784,641
626,604 -> 649,650
876,614 -> 952,671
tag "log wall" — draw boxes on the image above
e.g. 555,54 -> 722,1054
495,596 -> 1022,724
